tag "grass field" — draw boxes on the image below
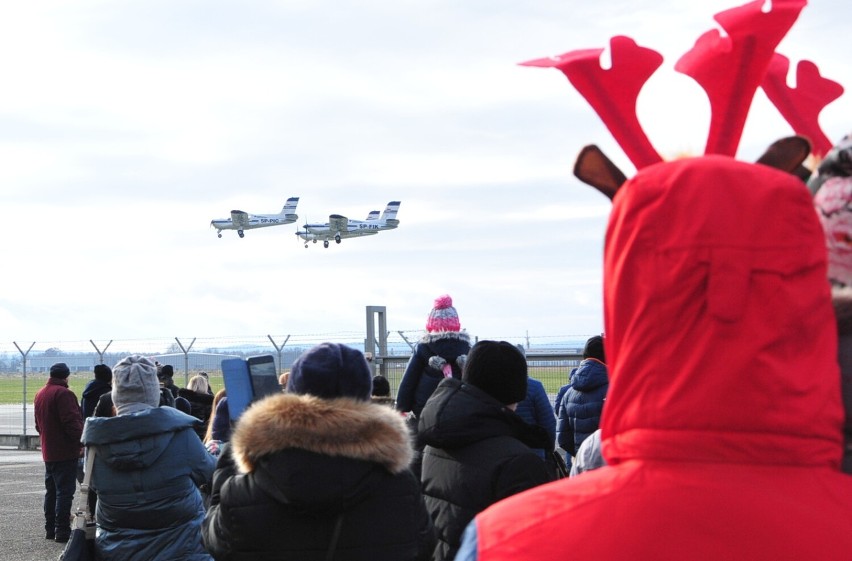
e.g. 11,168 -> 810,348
0,374 -> 226,405
0,364 -> 573,405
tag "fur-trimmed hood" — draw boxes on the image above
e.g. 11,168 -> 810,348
419,330 -> 471,345
231,393 -> 413,475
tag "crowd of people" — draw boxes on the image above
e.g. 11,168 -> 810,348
31,136 -> 852,561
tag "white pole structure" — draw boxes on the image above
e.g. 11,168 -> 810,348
89,339 -> 113,366
13,341 -> 35,442
267,335 -> 290,375
174,337 -> 196,386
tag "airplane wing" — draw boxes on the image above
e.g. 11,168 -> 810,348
230,210 -> 250,229
329,215 -> 349,235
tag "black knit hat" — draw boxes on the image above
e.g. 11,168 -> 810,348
462,340 -> 528,405
372,374 -> 391,397
49,362 -> 70,379
583,335 -> 605,362
94,364 -> 112,382
287,343 -> 372,401
158,364 -> 174,380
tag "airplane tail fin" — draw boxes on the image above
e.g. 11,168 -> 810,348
281,197 -> 299,221
281,197 -> 299,215
380,201 -> 401,221
366,210 -> 380,220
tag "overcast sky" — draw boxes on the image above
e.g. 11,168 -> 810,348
1,0 -> 849,349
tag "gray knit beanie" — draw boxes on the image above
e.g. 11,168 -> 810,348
112,355 -> 161,415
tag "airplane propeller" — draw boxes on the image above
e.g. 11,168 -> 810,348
297,220 -> 311,248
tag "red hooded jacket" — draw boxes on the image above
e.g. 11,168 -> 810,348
468,156 -> 852,560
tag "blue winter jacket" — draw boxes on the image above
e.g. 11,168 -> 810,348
556,358 -> 608,456
82,406 -> 215,561
515,378 -> 556,456
553,366 -> 577,414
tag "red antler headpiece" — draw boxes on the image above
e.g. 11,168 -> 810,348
761,53 -> 844,158
675,0 -> 806,156
521,0 -> 841,169
520,36 -> 663,169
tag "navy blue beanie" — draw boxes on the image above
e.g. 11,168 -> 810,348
287,343 -> 372,401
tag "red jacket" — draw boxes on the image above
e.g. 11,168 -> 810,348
469,157 -> 852,560
34,378 -> 83,462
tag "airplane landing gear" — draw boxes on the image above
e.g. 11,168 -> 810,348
304,243 -> 309,248
335,234 -> 341,244
323,240 -> 329,248
217,233 -> 222,238
238,230 -> 244,238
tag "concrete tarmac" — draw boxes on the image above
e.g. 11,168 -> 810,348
0,450 -> 77,561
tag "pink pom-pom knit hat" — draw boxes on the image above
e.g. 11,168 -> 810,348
426,295 -> 461,333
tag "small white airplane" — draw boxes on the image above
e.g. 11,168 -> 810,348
297,201 -> 401,248
211,197 -> 299,238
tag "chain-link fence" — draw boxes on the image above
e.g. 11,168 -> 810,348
0,331 -> 588,448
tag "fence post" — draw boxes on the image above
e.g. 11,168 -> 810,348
267,335 -> 290,375
365,306 -> 387,377
13,341 -> 35,445
397,331 -> 416,352
89,339 -> 113,366
174,337 -> 196,386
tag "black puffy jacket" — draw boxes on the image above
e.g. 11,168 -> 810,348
557,358 -> 608,455
202,393 -> 435,561
418,378 -> 553,561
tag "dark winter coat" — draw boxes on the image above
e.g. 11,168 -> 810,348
95,392 -> 115,418
210,397 -> 231,442
82,406 -> 215,561
179,388 -> 214,439
396,331 -> 471,418
557,358 -> 608,455
162,378 -> 180,398
514,378 -> 557,454
832,286 -> 852,473
418,378 -> 552,561
80,379 -> 112,419
34,378 -> 84,462
202,393 -> 435,561
552,366 -> 577,413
